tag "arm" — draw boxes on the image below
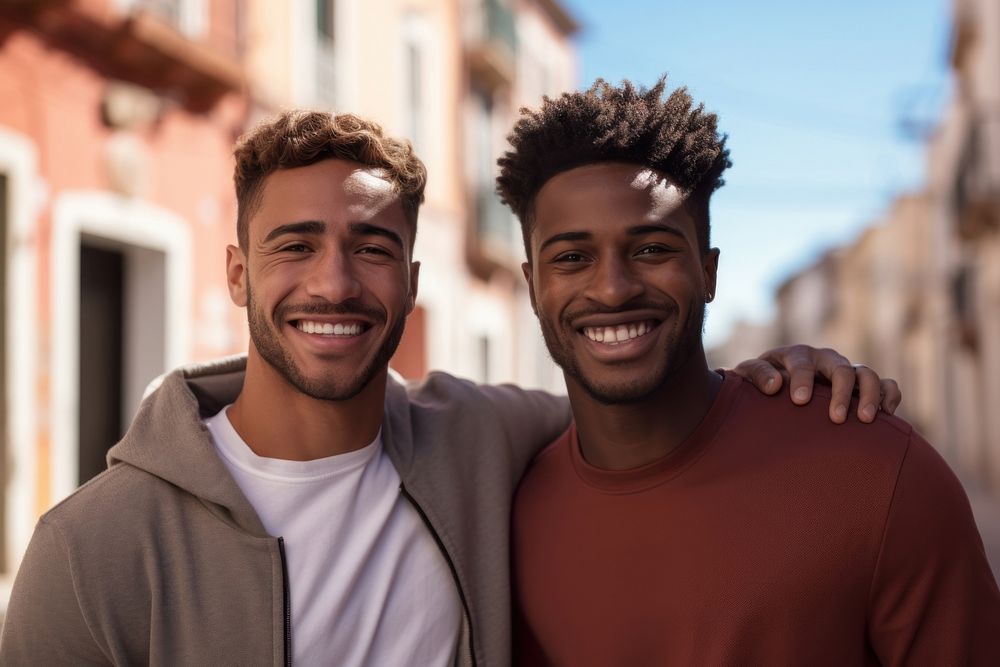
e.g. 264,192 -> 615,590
731,345 -> 902,424
0,519 -> 110,665
867,433 -> 1000,664
477,381 -> 572,472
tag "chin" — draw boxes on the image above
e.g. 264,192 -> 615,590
572,372 -> 668,405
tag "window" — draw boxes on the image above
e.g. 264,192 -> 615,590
50,192 -> 191,501
402,12 -> 425,151
124,0 -> 206,38
314,0 -> 337,106
317,0 -> 336,40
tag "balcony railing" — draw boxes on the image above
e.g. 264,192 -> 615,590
466,0 -> 517,88
953,111 -> 1000,239
482,0 -> 516,55
476,185 -> 512,243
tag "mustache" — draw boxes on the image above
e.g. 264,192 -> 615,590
275,299 -> 386,322
562,299 -> 677,322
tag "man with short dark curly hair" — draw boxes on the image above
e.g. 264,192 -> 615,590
499,77 -> 729,257
505,77 -> 1000,664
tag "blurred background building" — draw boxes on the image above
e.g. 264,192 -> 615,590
2,0 -> 999,611
0,0 -> 576,607
711,0 -> 1000,503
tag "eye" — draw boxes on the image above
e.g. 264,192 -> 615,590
553,251 -> 589,263
358,245 -> 393,257
279,242 -> 311,253
634,244 -> 672,258
635,245 -> 667,255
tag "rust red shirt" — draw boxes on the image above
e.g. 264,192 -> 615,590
512,372 -> 1000,665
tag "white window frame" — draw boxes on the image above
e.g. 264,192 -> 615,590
50,191 -> 192,505
0,128 -> 40,608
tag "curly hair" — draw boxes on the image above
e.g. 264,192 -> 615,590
233,110 -> 427,249
496,76 -> 731,257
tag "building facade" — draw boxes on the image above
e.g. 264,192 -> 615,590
713,0 -> 1000,492
0,0 -> 577,609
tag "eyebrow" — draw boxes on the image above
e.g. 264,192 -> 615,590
627,223 -> 687,240
538,231 -> 591,253
538,223 -> 686,253
263,220 -> 326,244
261,220 -> 403,249
348,222 -> 403,249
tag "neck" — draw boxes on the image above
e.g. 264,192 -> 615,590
227,352 -> 387,461
567,349 -> 722,471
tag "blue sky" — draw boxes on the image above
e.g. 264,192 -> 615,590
558,0 -> 952,346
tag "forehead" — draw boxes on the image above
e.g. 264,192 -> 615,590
252,159 -> 404,235
534,163 -> 687,225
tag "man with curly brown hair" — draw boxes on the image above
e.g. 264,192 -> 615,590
502,77 -> 1000,665
2,108 -> 900,666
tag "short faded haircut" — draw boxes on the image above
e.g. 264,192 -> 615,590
496,76 -> 731,257
233,110 -> 427,249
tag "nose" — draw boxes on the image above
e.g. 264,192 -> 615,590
305,250 -> 363,304
587,255 -> 644,307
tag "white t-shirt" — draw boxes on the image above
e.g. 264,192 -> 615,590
205,407 -> 462,666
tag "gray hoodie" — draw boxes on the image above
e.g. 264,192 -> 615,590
0,356 -> 570,666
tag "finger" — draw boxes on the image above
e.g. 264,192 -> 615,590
731,358 -> 784,394
880,379 -> 902,415
824,364 -> 856,424
852,365 -> 883,423
805,348 -> 853,422
780,346 -> 829,406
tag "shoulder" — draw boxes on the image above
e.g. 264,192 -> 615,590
400,370 -> 565,410
726,373 -> 914,461
712,374 -> 930,515
39,463 -> 188,543
392,371 -> 570,432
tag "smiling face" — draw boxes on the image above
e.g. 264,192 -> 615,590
226,159 -> 419,401
524,162 -> 718,405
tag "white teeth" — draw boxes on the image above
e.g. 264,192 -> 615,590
582,320 -> 656,345
297,320 -> 364,336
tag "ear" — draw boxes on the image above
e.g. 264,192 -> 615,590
521,261 -> 538,314
226,244 -> 248,307
703,247 -> 720,302
406,260 -> 420,314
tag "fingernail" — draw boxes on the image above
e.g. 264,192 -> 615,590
793,387 -> 809,402
833,405 -> 847,422
765,377 -> 776,392
862,404 -> 876,421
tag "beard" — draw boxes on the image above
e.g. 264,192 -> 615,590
539,298 -> 706,405
246,282 -> 407,401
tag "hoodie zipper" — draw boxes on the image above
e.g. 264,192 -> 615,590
399,484 -> 476,667
278,536 -> 292,666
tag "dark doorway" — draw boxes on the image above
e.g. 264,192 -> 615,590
78,242 -> 125,484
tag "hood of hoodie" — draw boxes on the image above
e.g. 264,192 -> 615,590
106,355 -> 418,538
106,355 -> 271,537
